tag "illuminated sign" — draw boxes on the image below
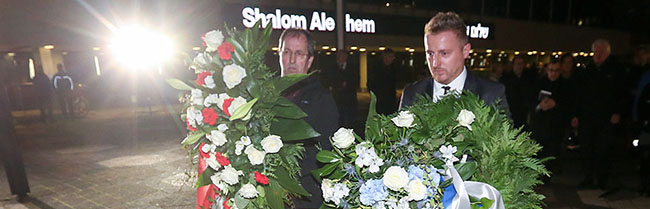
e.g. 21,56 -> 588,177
241,7 -> 375,33
466,23 -> 491,39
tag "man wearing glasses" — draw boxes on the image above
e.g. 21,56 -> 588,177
279,28 -> 339,208
399,12 -> 508,112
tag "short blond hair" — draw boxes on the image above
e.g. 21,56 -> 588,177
424,12 -> 468,45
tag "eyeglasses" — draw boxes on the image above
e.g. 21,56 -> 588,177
281,50 -> 309,59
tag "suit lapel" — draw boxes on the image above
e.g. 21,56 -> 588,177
463,71 -> 479,95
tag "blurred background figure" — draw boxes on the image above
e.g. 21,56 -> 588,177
52,63 -> 74,119
32,65 -> 53,123
330,51 -> 360,129
368,48 -> 398,115
500,56 -> 535,131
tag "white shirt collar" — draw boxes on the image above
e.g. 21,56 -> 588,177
433,66 -> 467,102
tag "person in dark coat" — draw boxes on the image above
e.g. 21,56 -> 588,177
500,56 -> 536,130
530,61 -> 565,173
330,51 -> 359,128
575,39 -> 626,189
52,63 -> 74,118
278,28 -> 339,209
399,12 -> 508,113
368,48 -> 398,115
636,74 -> 650,196
32,66 -> 53,122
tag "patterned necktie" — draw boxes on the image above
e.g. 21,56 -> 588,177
442,86 -> 451,95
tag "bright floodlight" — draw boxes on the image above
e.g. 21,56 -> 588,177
111,25 -> 173,69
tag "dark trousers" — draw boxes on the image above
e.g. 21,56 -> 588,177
580,120 -> 619,188
38,96 -> 53,122
640,146 -> 650,193
56,91 -> 73,118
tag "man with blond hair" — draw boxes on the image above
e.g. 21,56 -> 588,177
399,12 -> 508,112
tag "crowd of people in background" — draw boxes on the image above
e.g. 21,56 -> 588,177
319,39 -> 650,196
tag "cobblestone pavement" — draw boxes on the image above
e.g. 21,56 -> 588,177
2,98 -> 650,208
1,105 -> 195,209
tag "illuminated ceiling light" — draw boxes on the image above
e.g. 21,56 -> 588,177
469,49 -> 474,53
349,51 -> 354,55
7,52 -> 15,56
43,45 -> 54,49
579,52 -> 585,56
378,46 -> 386,51
331,47 -> 337,52
325,52 -> 331,55
576,63 -> 581,67
322,46 -> 330,50
110,25 -> 174,69
485,49 -> 492,53
527,52 -> 533,55
359,48 -> 367,52
408,49 -> 415,52
192,46 -> 201,51
589,52 -> 595,56
350,46 -> 358,50
271,47 -> 279,51
552,52 -> 557,56
531,50 -> 538,54
487,53 -> 492,56
405,47 -> 410,51
385,2 -> 390,7
557,51 -> 563,55
500,51 -> 505,54
371,52 -> 377,55
540,52 -> 545,55
573,53 -> 579,57
473,53 -> 478,56
93,47 -> 101,51
514,51 -> 520,55
583,53 -> 589,57
578,20 -> 583,26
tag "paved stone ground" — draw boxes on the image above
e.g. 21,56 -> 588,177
1,95 -> 650,208
1,105 -> 195,209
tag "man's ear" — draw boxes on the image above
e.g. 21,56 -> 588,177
462,43 -> 471,59
306,55 -> 315,71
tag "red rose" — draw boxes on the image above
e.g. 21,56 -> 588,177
217,42 -> 235,60
255,171 -> 269,185
186,119 -> 197,131
202,108 -> 218,126
215,152 -> 230,166
222,197 -> 231,209
196,71 -> 212,86
199,142 -> 210,159
201,33 -> 207,47
222,98 -> 235,117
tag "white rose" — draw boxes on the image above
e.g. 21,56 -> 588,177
203,30 -> 224,52
238,184 -> 258,199
206,130 -> 227,146
246,146 -> 265,165
321,179 -> 335,203
206,153 -> 221,170
456,109 -> 476,131
186,106 -> 203,126
217,124 -> 229,132
222,64 -> 247,89
407,180 -> 427,201
203,94 -> 219,107
228,96 -> 248,116
261,135 -> 283,153
219,165 -> 243,185
190,89 -> 204,106
382,166 -> 409,191
332,127 -> 355,149
391,111 -> 415,128
201,143 -> 214,154
204,75 -> 216,89
210,174 -> 227,192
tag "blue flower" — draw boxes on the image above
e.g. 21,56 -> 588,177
398,138 -> 409,146
344,163 -> 357,177
359,179 -> 389,206
426,165 -> 441,188
408,165 -> 425,181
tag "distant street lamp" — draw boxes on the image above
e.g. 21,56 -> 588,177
110,25 -> 173,71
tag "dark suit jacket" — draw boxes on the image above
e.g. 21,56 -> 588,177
399,71 -> 509,112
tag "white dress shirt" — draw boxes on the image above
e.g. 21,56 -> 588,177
433,66 -> 467,102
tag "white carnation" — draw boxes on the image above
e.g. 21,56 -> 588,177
222,64 -> 247,89
235,141 -> 245,155
203,94 -> 219,107
382,166 -> 409,191
206,130 -> 227,146
321,179 -> 349,206
206,153 -> 221,170
407,179 -> 427,201
332,127 -> 355,149
186,106 -> 203,126
261,135 -> 283,153
439,145 -> 459,165
456,109 -> 476,131
204,75 -> 216,89
391,111 -> 415,128
219,165 -> 243,185
240,136 -> 252,146
238,184 -> 258,199
203,30 -> 224,52
190,89 -> 204,106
